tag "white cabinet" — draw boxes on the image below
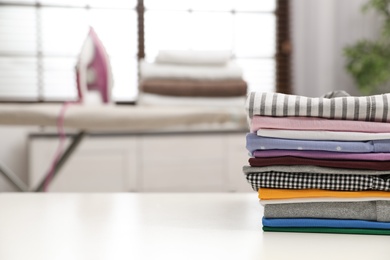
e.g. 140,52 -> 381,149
28,132 -> 252,192
139,134 -> 227,192
28,136 -> 138,192
226,134 -> 253,192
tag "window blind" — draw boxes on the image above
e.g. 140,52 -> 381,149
0,5 -> 38,100
0,0 -> 291,102
0,0 -> 138,102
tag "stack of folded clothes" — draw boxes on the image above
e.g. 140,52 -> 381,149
138,50 -> 247,107
244,91 -> 390,235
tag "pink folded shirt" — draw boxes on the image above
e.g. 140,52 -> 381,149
251,116 -> 390,133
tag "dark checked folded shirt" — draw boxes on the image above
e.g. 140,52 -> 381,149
246,172 -> 390,191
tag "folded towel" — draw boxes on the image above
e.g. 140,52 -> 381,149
155,50 -> 232,66
246,92 -> 390,122
264,201 -> 390,222
138,93 -> 247,108
140,79 -> 247,97
140,60 -> 243,80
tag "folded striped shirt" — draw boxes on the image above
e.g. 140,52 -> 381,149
246,172 -> 390,191
246,92 -> 390,122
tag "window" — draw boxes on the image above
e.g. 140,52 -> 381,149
144,0 -> 277,94
0,0 -> 138,102
0,0 -> 290,102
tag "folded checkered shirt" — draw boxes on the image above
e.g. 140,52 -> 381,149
246,172 -> 390,191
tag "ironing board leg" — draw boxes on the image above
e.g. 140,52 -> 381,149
0,163 -> 28,192
34,131 -> 86,192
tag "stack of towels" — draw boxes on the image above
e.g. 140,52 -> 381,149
138,50 -> 247,107
244,91 -> 390,235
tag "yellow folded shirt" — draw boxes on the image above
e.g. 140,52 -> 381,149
258,188 -> 390,200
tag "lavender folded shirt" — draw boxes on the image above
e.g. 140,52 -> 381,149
246,133 -> 390,154
253,150 -> 390,161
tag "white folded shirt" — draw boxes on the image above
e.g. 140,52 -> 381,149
257,129 -> 390,141
155,50 -> 232,66
140,60 -> 243,80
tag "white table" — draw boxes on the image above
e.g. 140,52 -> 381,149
0,193 -> 389,260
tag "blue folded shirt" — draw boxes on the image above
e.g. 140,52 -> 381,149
246,133 -> 390,154
262,217 -> 390,229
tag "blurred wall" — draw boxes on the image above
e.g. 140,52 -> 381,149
0,0 -> 384,191
292,0 -> 382,97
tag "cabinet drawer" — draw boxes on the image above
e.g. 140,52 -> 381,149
29,136 -> 137,192
139,135 -> 227,191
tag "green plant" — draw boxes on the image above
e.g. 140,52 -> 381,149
344,0 -> 390,95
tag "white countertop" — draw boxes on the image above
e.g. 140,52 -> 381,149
0,193 -> 389,260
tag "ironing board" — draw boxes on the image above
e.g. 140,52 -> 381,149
0,103 -> 247,192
